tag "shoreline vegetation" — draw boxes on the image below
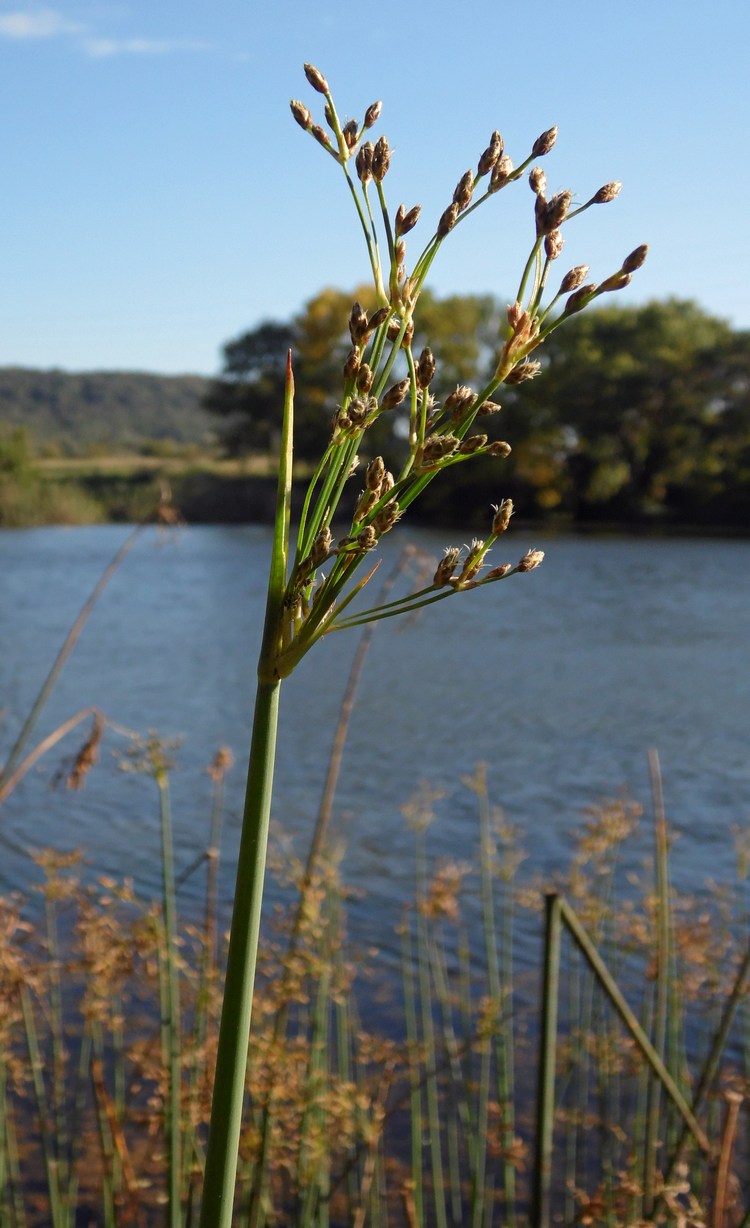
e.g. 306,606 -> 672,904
1,449 -> 750,536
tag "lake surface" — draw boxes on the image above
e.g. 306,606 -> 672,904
1,524 -> 749,971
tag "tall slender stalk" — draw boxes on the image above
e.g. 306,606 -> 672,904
199,355 -> 293,1228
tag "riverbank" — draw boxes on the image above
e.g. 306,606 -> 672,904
3,454 -> 750,535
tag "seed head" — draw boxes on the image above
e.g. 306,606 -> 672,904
477,399 -> 502,416
486,440 -> 512,458
311,124 -> 334,153
356,141 -> 374,182
453,169 -> 474,211
421,434 -> 459,463
311,526 -> 333,565
459,539 -> 487,583
491,499 -> 514,535
417,347 -> 436,389
592,181 -> 622,204
347,395 -> 377,425
386,318 -> 414,347
342,119 -> 358,150
443,384 -> 477,419
304,63 -> 329,95
434,548 -> 461,587
368,306 -> 390,332
437,201 -> 459,238
541,190 -> 573,233
290,100 -> 312,131
477,130 -> 503,176
348,301 -> 368,343
343,346 -> 360,380
372,135 -> 391,182
354,488 -> 378,520
365,456 -> 386,492
559,264 -> 589,294
487,563 -> 513,580
532,125 -> 558,157
364,100 -> 382,129
598,270 -> 633,293
356,363 -> 374,394
622,243 -> 649,273
490,156 -> 514,191
373,500 -> 403,534
517,548 -> 545,572
395,203 -> 421,237
379,469 -> 395,496
504,360 -> 542,385
545,229 -> 564,260
529,167 -> 546,196
564,282 -> 598,314
381,378 -> 410,410
357,526 -> 378,551
457,434 -> 488,454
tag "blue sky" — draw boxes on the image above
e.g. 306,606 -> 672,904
1,0 -> 748,375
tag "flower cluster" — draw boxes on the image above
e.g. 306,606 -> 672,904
272,65 -> 648,678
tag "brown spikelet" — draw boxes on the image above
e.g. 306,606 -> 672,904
67,714 -> 105,791
304,63 -> 329,94
531,125 -> 558,157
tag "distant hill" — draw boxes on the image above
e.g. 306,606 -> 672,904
0,367 -> 214,454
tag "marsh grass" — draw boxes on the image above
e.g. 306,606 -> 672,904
1,748 -> 750,1226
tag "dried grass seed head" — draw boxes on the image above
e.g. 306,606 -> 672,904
443,384 -> 477,418
372,135 -> 391,181
541,189 -> 573,233
348,301 -> 368,343
416,346 -> 436,388
373,500 -> 402,534
564,282 -> 598,314
421,433 -> 459,463
592,181 -> 622,204
356,141 -> 374,182
363,100 -> 382,128
434,546 -> 461,586
490,155 -> 514,191
453,169 -> 474,211
477,130 -> 503,176
290,99 -> 312,131
457,433 -> 487,454
559,264 -> 589,294
304,63 -> 329,94
356,363 -> 374,393
437,200 -> 459,238
395,203 -> 421,237
532,124 -> 558,157
504,359 -> 542,384
380,378 -> 410,410
529,167 -> 546,196
486,440 -> 512,457
545,229 -> 564,260
342,119 -> 358,150
517,548 -> 545,571
491,499 -> 514,535
622,243 -> 649,272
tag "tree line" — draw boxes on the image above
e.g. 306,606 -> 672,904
204,289 -> 750,528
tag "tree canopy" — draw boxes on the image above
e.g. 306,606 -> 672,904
204,291 -> 750,527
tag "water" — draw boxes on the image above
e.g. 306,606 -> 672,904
1,524 -> 749,970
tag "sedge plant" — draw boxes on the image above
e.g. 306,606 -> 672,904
199,62 -> 648,1227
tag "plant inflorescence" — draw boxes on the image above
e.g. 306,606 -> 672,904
276,63 -> 648,677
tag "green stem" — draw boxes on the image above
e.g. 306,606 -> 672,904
199,354 -> 293,1228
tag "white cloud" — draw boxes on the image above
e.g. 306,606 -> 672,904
0,8 -> 212,55
84,36 -> 210,58
0,8 -> 83,38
